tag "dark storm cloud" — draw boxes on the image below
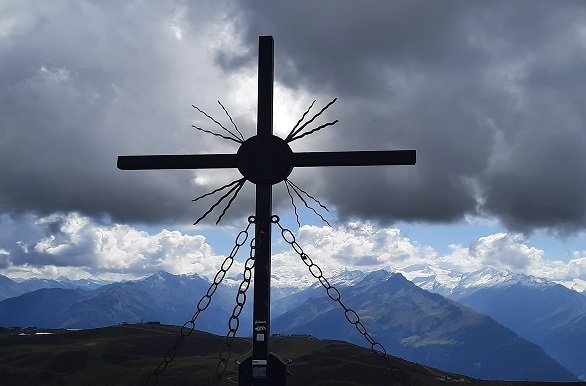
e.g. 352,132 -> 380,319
224,0 -> 586,233
233,0 -> 480,96
0,0 -> 244,224
0,213 -> 91,268
482,94 -> 586,233
2,0 -> 586,234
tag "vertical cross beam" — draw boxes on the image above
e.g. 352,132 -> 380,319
251,35 -> 273,384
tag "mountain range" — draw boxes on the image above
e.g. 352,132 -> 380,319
0,267 -> 584,380
0,271 -> 247,335
0,274 -> 107,301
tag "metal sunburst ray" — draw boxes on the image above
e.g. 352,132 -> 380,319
192,103 -> 244,144
285,98 -> 338,143
192,178 -> 246,225
284,179 -> 331,227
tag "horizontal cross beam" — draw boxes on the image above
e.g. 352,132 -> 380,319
117,150 -> 416,170
292,150 -> 415,167
117,154 -> 238,170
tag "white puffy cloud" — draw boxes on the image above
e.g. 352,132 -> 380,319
295,222 -> 429,267
439,233 -> 544,272
0,212 -> 431,285
272,223 -> 586,289
560,252 -> 586,279
437,233 -> 586,289
269,221 -> 434,288
1,212 -> 585,291
0,212 -> 224,280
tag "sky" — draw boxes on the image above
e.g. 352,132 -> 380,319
1,0 -> 586,291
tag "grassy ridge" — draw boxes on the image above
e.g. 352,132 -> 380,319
0,325 -> 583,386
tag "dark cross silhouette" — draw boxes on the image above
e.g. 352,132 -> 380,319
118,36 -> 416,385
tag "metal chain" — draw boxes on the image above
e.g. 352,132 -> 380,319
272,215 -> 410,386
212,229 -> 256,385
145,218 -> 253,386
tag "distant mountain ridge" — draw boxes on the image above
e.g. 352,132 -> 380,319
0,271 -> 247,334
0,268 -> 583,380
402,265 -> 555,298
0,274 -> 21,301
0,273 -> 107,301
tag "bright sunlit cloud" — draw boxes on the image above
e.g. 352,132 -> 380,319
1,212 -> 585,292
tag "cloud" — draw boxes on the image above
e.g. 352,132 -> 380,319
562,252 -> 586,279
270,220 -> 435,287
0,212 -> 224,280
1,212 -> 585,290
439,233 -> 545,272
0,248 -> 9,269
230,1 -> 586,234
0,0 -> 262,225
2,1 -> 586,235
0,212 -> 431,283
271,221 -> 586,288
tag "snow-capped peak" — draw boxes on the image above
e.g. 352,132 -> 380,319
401,264 -> 557,298
327,268 -> 369,286
402,264 -> 463,295
457,267 -> 553,291
304,268 -> 398,289
359,269 -> 396,285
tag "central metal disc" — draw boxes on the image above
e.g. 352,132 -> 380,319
237,135 -> 293,184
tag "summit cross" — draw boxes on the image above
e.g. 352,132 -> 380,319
118,36 -> 416,385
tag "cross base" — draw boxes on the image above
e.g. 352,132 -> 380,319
238,353 -> 288,386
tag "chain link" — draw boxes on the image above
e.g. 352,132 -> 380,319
212,230 -> 256,385
145,218 -> 253,386
272,215 -> 410,386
